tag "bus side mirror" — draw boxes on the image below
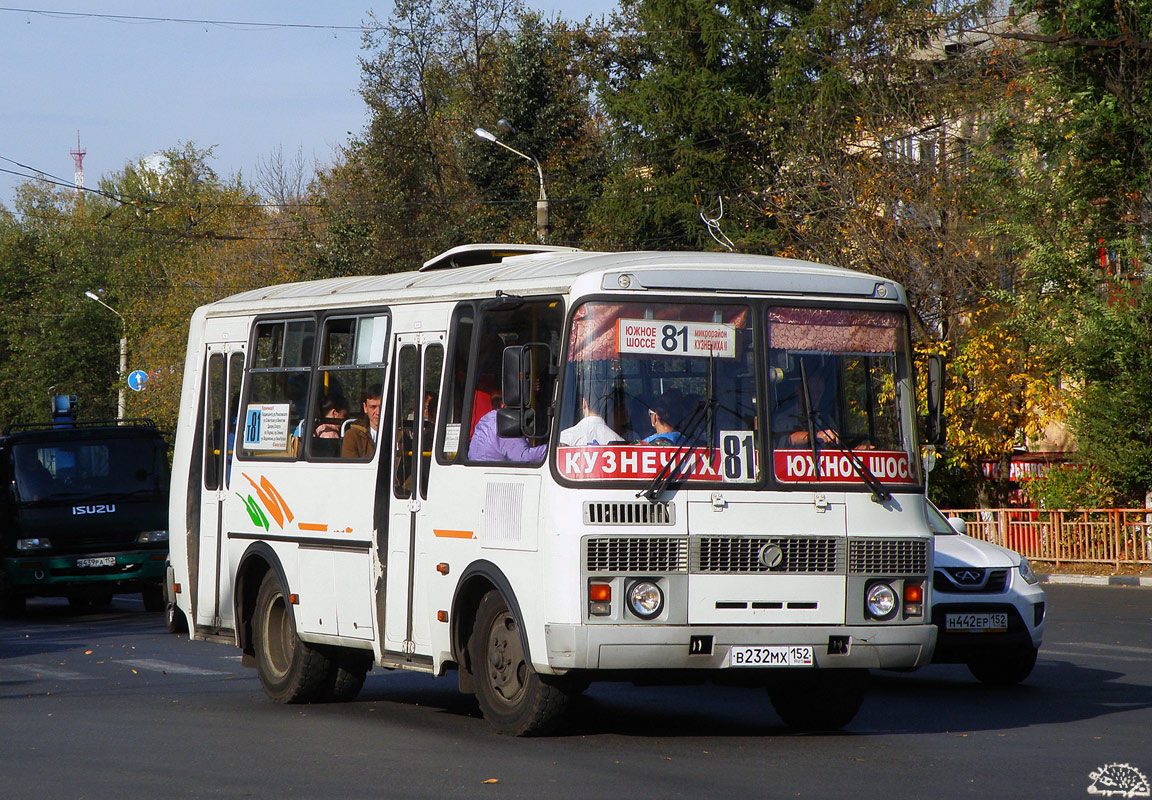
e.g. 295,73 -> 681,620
500,343 -> 552,439
925,354 -> 945,446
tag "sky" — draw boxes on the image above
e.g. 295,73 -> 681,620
0,1 -> 620,210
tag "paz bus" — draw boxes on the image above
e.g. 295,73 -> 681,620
167,244 -> 944,734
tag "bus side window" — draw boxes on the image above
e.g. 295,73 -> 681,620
462,297 -> 563,465
314,314 -> 388,462
238,319 -> 315,461
437,303 -> 475,463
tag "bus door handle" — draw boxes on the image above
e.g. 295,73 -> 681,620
408,498 -> 421,513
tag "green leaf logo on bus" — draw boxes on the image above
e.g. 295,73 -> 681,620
238,473 -> 294,532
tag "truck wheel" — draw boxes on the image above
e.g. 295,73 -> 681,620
253,571 -> 333,703
967,646 -> 1038,685
469,590 -> 569,736
321,648 -> 373,702
142,584 -> 165,612
769,669 -> 868,731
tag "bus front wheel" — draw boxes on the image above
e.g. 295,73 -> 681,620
253,571 -> 333,703
769,668 -> 868,732
469,590 -> 569,736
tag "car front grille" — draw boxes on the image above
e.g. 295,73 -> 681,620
933,568 -> 1010,593
693,536 -> 841,574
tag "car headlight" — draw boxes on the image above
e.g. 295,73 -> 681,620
1018,557 -> 1039,585
136,530 -> 169,544
865,582 -> 898,620
16,537 -> 51,551
626,580 -> 664,620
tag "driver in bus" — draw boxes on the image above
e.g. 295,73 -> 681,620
468,392 -> 546,463
773,362 -> 836,447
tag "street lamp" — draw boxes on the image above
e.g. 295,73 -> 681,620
474,123 -> 549,243
84,290 -> 127,420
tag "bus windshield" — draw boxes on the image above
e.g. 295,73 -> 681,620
556,300 -> 919,489
11,438 -> 168,502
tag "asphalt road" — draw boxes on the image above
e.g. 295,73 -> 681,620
2,584 -> 1150,799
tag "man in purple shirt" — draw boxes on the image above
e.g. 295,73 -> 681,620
468,408 -> 547,462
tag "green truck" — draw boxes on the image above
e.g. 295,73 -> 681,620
0,400 -> 169,613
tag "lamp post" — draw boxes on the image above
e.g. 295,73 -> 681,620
84,291 -> 127,420
474,124 -> 549,243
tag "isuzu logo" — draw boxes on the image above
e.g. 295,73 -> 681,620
72,504 -> 116,515
758,543 -> 784,569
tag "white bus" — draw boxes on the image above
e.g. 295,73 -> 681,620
167,244 -> 943,734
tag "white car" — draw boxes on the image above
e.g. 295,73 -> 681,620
927,502 -> 1046,684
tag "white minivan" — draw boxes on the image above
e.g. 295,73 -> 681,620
928,502 -> 1046,684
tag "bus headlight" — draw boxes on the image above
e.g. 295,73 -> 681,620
16,537 -> 51,551
627,580 -> 664,620
136,530 -> 169,543
865,582 -> 898,620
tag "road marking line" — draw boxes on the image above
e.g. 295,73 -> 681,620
1042,648 -> 1152,663
0,664 -> 89,680
118,658 -> 228,676
1057,642 -> 1152,655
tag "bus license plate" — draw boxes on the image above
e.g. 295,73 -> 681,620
76,556 -> 116,568
945,612 -> 1008,633
727,645 -> 814,667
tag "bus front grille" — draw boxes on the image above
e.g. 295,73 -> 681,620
693,536 -> 841,574
585,537 -> 688,573
848,539 -> 927,575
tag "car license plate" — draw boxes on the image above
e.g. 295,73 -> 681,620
945,612 -> 1008,633
76,556 -> 116,568
727,645 -> 814,667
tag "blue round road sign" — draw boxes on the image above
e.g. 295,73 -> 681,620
128,369 -> 149,391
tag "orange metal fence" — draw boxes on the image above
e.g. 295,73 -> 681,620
941,508 -> 1152,569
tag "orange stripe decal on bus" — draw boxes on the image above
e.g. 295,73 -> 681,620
298,523 -> 328,532
433,529 -> 475,539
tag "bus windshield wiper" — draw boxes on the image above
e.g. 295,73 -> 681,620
818,425 -> 892,503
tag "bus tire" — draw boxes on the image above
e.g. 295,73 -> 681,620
321,649 -> 373,702
967,645 -> 1038,686
253,571 -> 333,704
469,590 -> 568,736
165,602 -> 188,634
769,668 -> 868,732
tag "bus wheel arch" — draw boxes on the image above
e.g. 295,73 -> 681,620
450,561 -> 528,696
234,542 -> 286,662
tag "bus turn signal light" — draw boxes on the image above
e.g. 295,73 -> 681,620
589,582 -> 611,616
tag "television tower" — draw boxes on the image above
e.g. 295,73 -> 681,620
70,131 -> 86,194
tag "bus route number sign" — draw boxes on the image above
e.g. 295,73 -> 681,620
617,319 -> 736,359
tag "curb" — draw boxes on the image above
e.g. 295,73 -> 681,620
1039,573 -> 1152,588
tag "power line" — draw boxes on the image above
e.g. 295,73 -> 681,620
0,6 -> 366,32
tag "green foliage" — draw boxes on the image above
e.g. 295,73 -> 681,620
1027,463 -> 1117,510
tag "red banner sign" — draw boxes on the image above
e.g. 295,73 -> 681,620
773,449 -> 917,485
558,445 -> 722,481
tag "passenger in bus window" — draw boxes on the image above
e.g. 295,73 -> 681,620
467,393 -> 546,463
341,384 -> 383,458
641,389 -> 691,446
310,395 -> 350,458
560,385 -> 621,447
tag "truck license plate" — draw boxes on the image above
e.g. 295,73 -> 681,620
76,556 -> 116,568
727,645 -> 814,667
945,612 -> 1008,633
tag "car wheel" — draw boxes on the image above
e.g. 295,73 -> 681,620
967,646 -> 1038,685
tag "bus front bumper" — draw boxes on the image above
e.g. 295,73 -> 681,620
544,623 -> 937,672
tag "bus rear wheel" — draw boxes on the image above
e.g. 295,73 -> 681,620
769,668 -> 868,732
469,590 -> 569,736
253,571 -> 333,703
320,648 -> 373,702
